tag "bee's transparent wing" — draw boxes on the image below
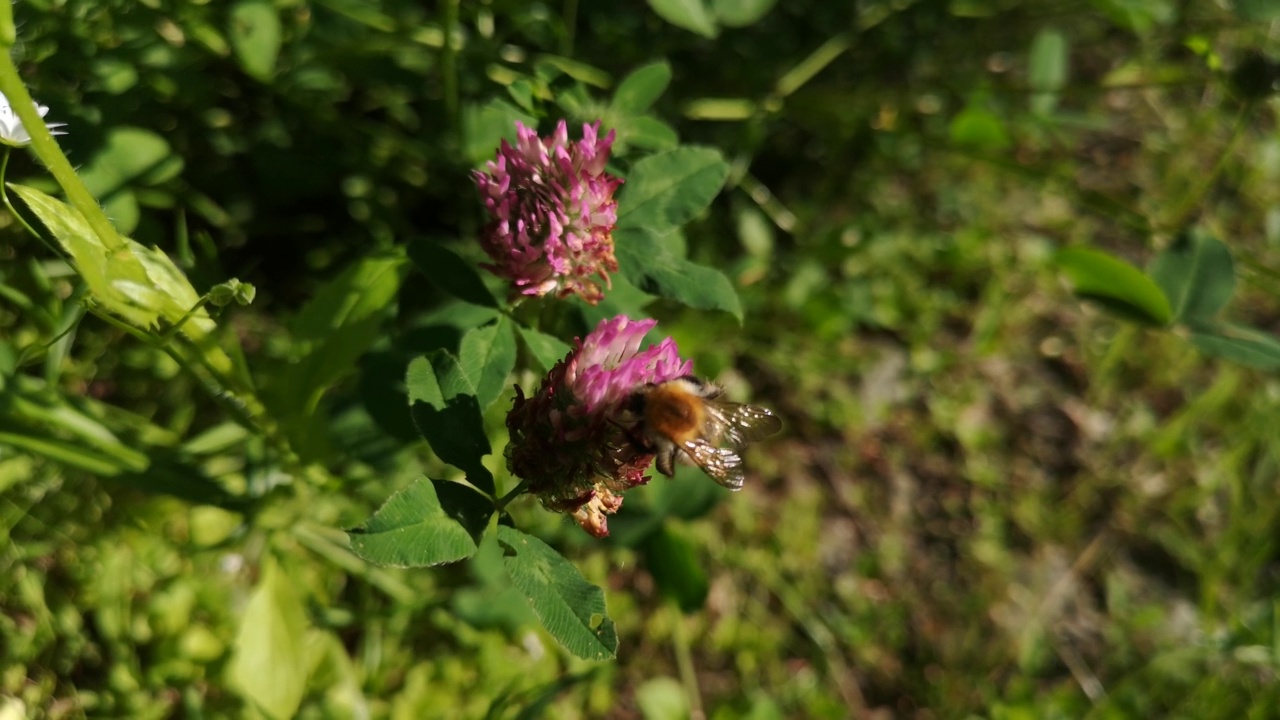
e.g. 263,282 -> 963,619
681,439 -> 746,490
705,402 -> 783,449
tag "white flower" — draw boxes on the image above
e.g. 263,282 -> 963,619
0,92 -> 66,147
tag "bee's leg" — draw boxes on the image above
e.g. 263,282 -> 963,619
609,417 -> 651,452
655,444 -> 679,476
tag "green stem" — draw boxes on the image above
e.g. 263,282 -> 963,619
1096,324 -> 1137,396
1159,108 -> 1249,234
92,291 -> 310,484
0,0 -> 13,48
442,0 -> 459,138
1238,254 -> 1280,283
86,305 -> 160,345
160,295 -> 212,342
0,52 -> 121,251
507,296 -> 542,331
671,603 -> 705,720
495,478 -> 530,511
1,147 -> 32,235
37,228 -> 300,475
1237,255 -> 1280,301
0,145 -> 64,260
87,305 -> 265,437
14,304 -> 82,368
561,0 -> 578,56
175,338 -> 305,474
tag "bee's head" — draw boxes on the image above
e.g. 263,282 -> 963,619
627,382 -> 657,416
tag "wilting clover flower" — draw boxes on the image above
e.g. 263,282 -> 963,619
0,93 -> 66,147
473,120 -> 622,304
506,315 -> 692,537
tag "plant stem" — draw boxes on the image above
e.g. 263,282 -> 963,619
495,478 -> 530,511
15,304 -> 82,368
671,602 -> 705,720
561,0 -> 578,56
0,147 -> 42,239
85,305 -> 160,345
87,303 -> 301,476
1096,324 -> 1137,395
0,144 -> 74,270
442,0 -> 459,138
160,295 -> 212,341
0,52 -> 122,251
1236,255 -> 1280,300
0,0 -> 13,47
1159,108 -> 1249,234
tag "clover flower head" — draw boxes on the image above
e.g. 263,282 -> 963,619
473,120 -> 622,304
0,92 -> 67,147
505,315 -> 693,537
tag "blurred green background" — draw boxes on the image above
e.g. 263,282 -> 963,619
5,0 -> 1280,717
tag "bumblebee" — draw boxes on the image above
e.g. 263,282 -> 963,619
628,376 -> 782,490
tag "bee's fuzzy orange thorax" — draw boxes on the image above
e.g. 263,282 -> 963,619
643,383 -> 705,444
